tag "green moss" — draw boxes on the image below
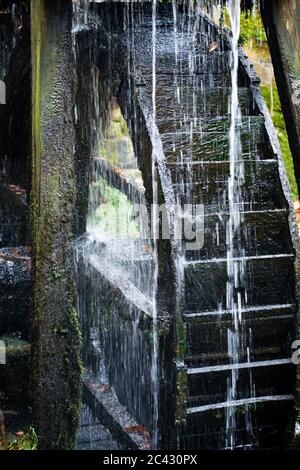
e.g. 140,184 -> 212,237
145,319 -> 169,346
175,315 -> 186,362
30,0 -> 43,266
48,307 -> 82,450
99,108 -> 134,166
52,326 -> 69,337
30,0 -> 82,450
66,307 -> 83,431
55,432 -> 73,450
67,400 -> 82,429
175,368 -> 187,425
261,84 -> 299,199
43,170 -> 61,228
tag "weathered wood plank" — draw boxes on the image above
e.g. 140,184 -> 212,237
30,0 -> 81,450
260,0 -> 300,195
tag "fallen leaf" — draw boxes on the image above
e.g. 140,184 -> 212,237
96,384 -> 110,393
208,41 -> 218,52
90,383 -> 110,393
124,424 -> 151,439
141,245 -> 151,253
22,259 -> 31,272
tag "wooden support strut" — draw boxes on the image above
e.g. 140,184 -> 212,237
260,0 -> 300,196
30,0 -> 82,450
260,0 -> 300,447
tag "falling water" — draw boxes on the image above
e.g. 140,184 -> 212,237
72,0 -> 161,448
225,0 -> 254,448
151,0 -> 160,449
70,0 -> 295,450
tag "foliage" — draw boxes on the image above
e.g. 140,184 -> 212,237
88,177 -> 140,239
239,10 -> 267,46
240,10 -> 299,199
0,427 -> 38,451
99,107 -> 134,167
261,85 -> 298,199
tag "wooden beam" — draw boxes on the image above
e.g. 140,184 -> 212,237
30,0 -> 81,450
260,0 -> 300,196
260,0 -> 300,446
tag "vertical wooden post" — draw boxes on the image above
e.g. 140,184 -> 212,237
260,0 -> 300,446
31,0 -> 82,449
260,0 -> 300,195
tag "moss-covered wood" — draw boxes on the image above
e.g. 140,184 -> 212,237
260,0 -> 300,447
260,0 -> 300,195
30,0 -> 81,450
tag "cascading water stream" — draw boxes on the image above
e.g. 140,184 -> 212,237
70,0 -> 296,450
225,0 -> 255,448
226,0 -> 242,449
151,0 -> 160,449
